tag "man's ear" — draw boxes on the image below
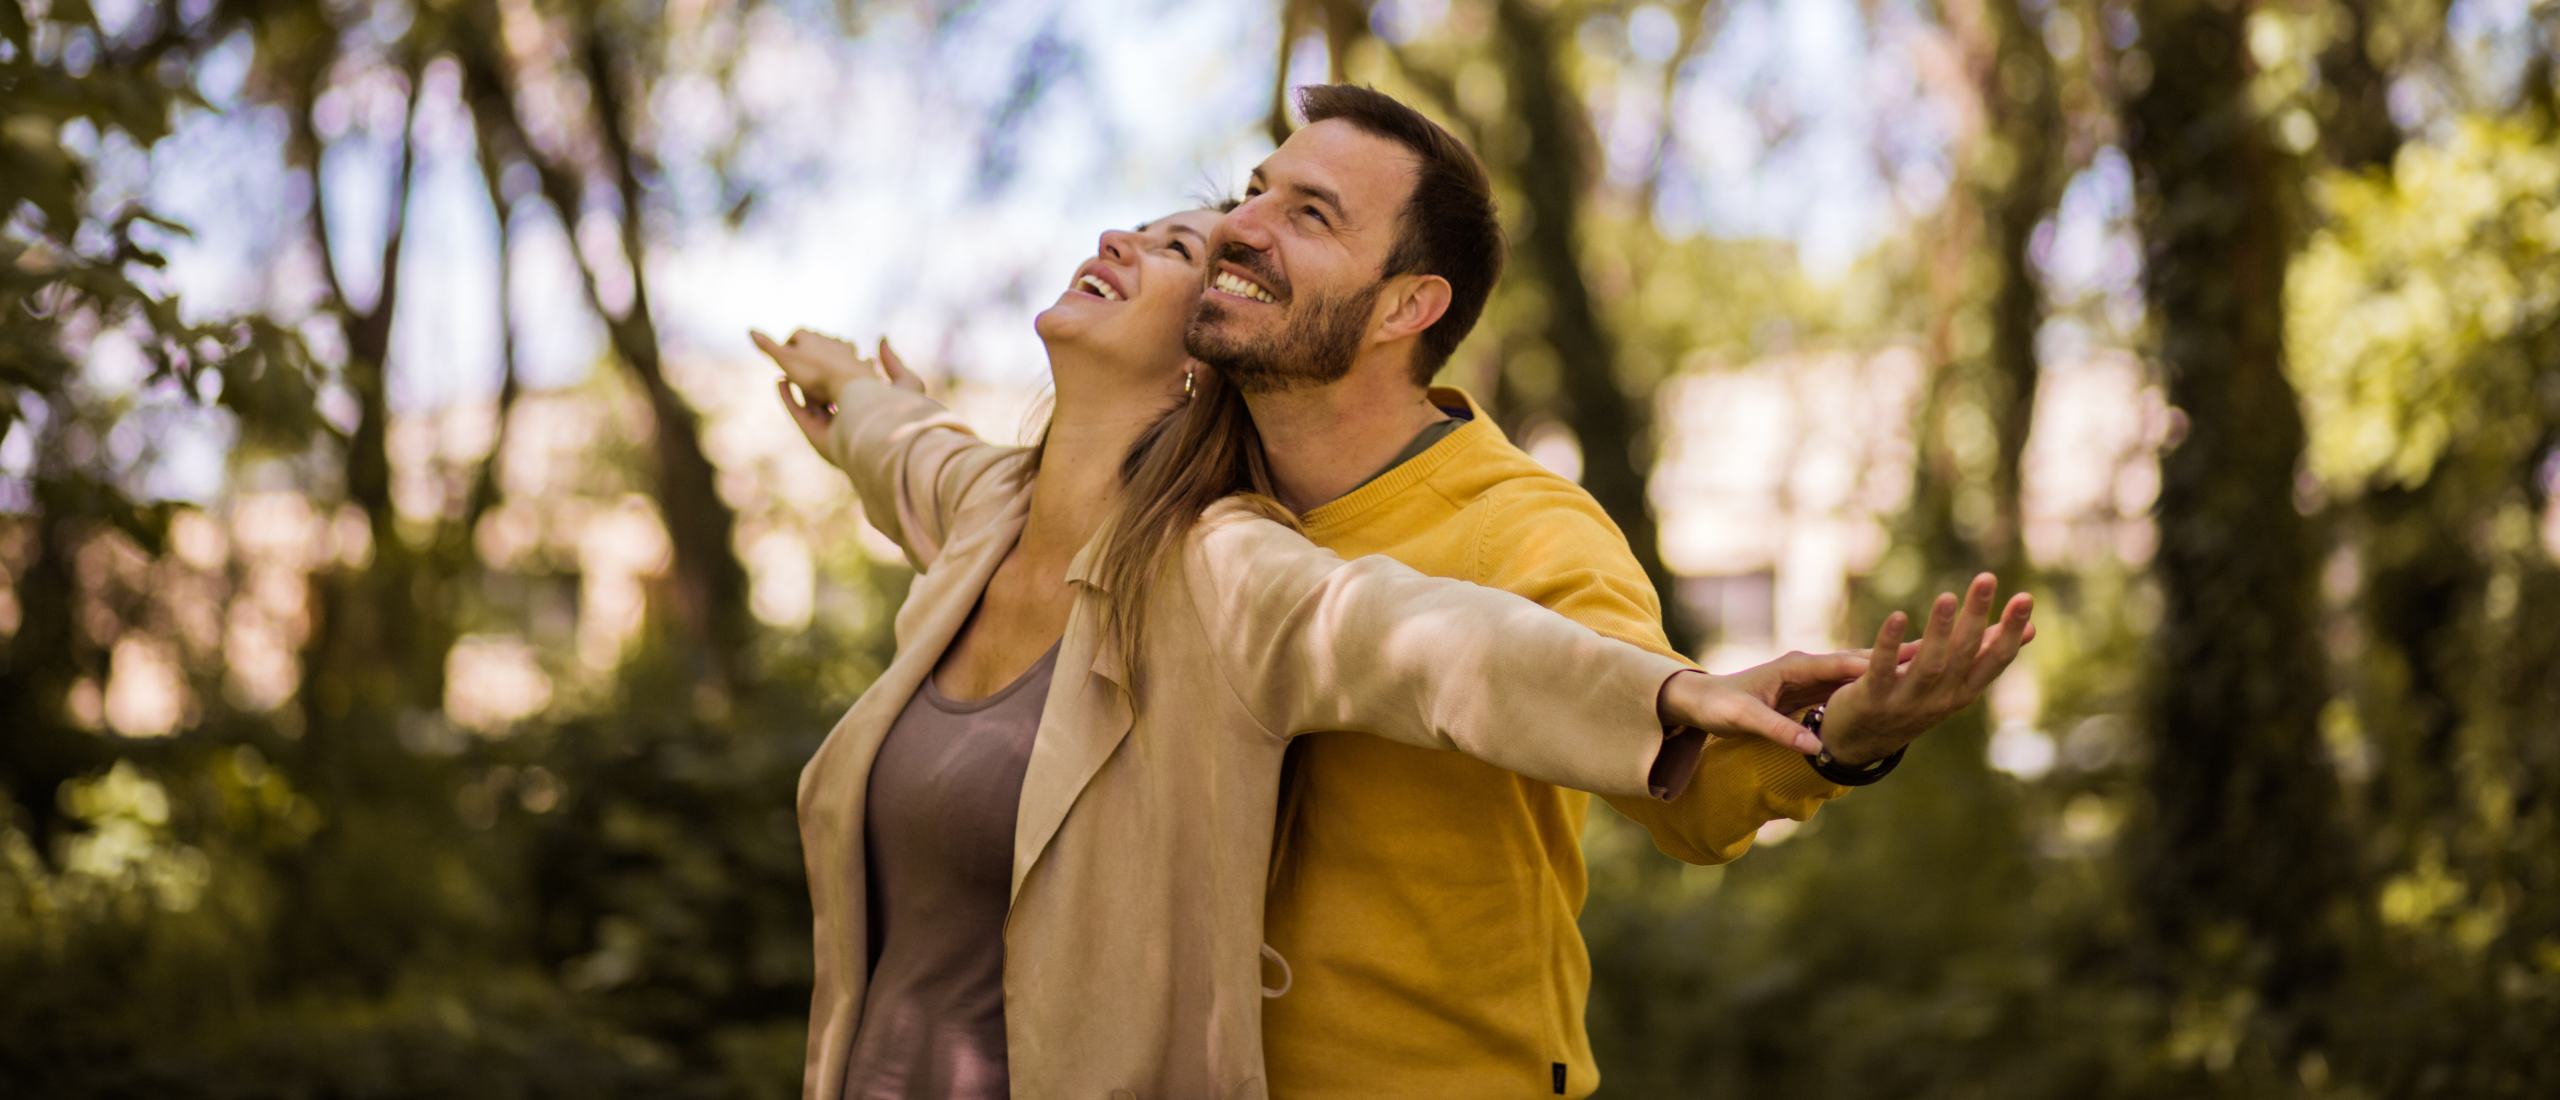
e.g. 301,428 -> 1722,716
1372,274 -> 1453,344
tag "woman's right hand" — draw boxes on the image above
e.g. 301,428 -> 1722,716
1654,652 -> 1872,755
752,329 -> 926,453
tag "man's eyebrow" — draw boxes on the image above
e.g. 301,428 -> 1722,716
1285,181 -> 1347,221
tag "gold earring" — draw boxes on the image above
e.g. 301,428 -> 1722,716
1184,367 -> 1196,399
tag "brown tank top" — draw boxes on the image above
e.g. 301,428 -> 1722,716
842,642 -> 1061,1100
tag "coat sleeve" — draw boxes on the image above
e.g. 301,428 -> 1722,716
1467,483 -> 1847,865
1181,503 -> 1693,802
817,378 -> 1023,570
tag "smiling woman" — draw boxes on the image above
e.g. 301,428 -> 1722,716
758,208 -> 1235,1098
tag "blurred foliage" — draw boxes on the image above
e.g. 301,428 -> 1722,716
2,0 -> 903,1094
6,0 -> 2560,1097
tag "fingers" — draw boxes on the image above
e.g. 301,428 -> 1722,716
1661,672 -> 1823,753
878,337 -> 927,393
1908,593 -> 1958,680
775,378 -> 827,423
1962,592 -> 2036,695
1847,641 -> 1923,672
1767,652 -> 1868,714
1781,651 -> 1869,686
1866,611 -> 1907,683
1728,700 -> 1823,755
754,329 -> 820,388
1945,573 -> 1996,676
1970,592 -> 2037,657
775,380 -> 831,446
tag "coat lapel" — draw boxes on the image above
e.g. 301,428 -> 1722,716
796,493 -> 1027,1100
1009,532 -> 1137,901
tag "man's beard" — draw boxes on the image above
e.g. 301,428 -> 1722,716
1186,276 -> 1380,396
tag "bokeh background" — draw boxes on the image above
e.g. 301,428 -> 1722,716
5,0 -> 2557,1095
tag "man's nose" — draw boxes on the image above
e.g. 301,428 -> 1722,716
1217,195 -> 1280,253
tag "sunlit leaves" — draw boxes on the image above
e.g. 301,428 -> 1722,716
2289,117 -> 2560,493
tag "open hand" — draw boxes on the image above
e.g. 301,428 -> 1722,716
751,329 -> 924,452
1818,573 -> 2036,766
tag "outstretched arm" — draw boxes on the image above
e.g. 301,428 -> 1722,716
752,330 -> 1015,569
1457,485 -> 2037,862
1189,504 -> 1792,802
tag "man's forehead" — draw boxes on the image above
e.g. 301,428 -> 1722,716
1260,120 -> 1419,214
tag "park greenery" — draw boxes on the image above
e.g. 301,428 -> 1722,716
4,0 -> 2556,1096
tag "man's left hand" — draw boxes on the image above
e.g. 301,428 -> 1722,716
1817,573 -> 2035,766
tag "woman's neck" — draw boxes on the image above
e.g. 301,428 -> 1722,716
1019,346 -> 1178,565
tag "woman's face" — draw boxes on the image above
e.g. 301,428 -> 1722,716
1034,209 -> 1219,386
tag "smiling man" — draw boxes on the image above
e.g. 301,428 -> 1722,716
1188,85 -> 2031,1099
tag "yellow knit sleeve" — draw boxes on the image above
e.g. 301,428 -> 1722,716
1470,480 -> 1849,865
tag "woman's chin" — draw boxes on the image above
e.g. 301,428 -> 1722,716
1043,289 -> 1129,331
1033,304 -> 1084,344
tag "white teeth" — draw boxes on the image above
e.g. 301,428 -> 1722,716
1215,271 -> 1277,304
1077,274 -> 1122,301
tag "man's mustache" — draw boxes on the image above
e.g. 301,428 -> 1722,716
1209,242 -> 1291,302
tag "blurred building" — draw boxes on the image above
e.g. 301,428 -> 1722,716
1650,347 -> 2170,673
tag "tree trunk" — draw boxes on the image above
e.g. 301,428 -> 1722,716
0,444 -> 114,862
452,0 -> 754,691
1908,0 -> 2062,587
1491,0 -> 1698,648
2315,0 -> 2402,174
2122,0 -> 2344,1048
1974,0 -> 2057,579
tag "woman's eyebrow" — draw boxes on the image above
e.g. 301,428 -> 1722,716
1166,224 -> 1207,246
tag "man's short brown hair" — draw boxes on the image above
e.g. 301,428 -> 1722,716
1297,84 -> 1505,386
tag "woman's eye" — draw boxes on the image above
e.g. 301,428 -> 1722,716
1170,242 -> 1193,260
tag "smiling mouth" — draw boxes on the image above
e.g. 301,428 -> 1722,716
1213,271 -> 1278,304
1075,274 -> 1124,302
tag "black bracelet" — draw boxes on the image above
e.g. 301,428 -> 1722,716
1800,706 -> 1905,786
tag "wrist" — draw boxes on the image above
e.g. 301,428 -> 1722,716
1799,706 -> 1904,786
1657,669 -> 1709,726
1801,705 -> 1886,765
1826,739 -> 1890,768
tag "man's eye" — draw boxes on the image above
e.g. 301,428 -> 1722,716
1303,206 -> 1328,226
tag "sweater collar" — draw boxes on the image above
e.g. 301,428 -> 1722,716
1060,385 -> 1492,585
1301,386 -> 1493,534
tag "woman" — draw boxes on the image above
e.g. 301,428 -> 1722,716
754,211 -> 1866,1100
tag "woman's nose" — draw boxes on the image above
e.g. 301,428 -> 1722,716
1097,228 -> 1139,261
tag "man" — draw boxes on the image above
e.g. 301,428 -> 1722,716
1185,84 -> 2032,1098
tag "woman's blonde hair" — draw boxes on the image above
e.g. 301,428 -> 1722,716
1086,366 -> 1295,694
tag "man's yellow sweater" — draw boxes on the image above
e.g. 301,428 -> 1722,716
1260,389 -> 1847,1099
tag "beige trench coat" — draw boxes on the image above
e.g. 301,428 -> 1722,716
796,381 -> 1695,1100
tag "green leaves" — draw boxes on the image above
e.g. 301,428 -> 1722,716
2289,118 -> 2560,495
210,318 -> 328,454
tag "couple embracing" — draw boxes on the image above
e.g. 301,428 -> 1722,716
755,84 -> 2033,1100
